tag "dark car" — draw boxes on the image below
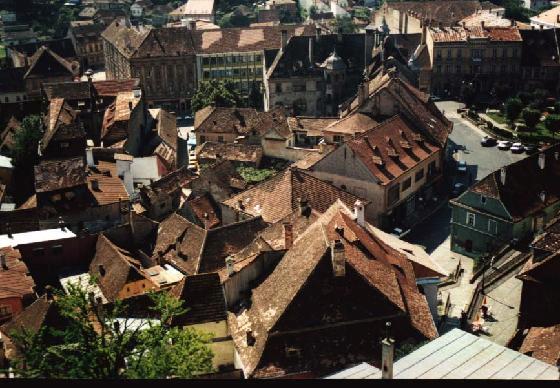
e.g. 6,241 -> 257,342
524,144 -> 538,154
481,136 -> 497,147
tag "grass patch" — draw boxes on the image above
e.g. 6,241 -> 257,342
486,112 -> 507,125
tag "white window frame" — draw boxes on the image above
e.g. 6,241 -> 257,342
466,212 -> 476,226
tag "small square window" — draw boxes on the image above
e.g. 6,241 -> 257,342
401,177 -> 412,192
466,212 -> 475,226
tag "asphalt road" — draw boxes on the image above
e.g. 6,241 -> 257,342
405,101 -> 528,251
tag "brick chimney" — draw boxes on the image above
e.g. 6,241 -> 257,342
381,321 -> 395,379
283,222 -> 293,249
331,239 -> 345,277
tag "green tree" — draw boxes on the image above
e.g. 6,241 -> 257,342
12,115 -> 43,169
308,5 -> 317,19
504,97 -> 523,124
544,114 -> 560,138
191,80 -> 242,114
522,108 -> 541,130
333,16 -> 358,33
7,283 -> 214,378
554,101 -> 560,114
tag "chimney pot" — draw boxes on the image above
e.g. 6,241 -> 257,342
283,222 -> 293,250
354,200 -> 365,227
225,255 -> 235,277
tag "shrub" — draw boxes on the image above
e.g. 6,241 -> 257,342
522,108 -> 541,129
505,97 -> 523,123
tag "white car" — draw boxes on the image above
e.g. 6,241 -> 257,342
497,140 -> 512,150
510,142 -> 524,153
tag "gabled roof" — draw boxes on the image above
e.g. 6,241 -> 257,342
41,98 -> 85,153
228,200 -> 437,377
34,157 -> 88,193
464,143 -> 560,221
100,18 -> 152,59
348,71 -> 452,148
170,272 -> 226,326
101,91 -> 142,142
141,165 -> 196,204
0,294 -> 60,339
42,79 -> 141,101
223,167 -> 368,223
169,0 -> 215,16
0,246 -> 35,300
149,108 -> 177,151
154,212 -> 268,275
186,193 -> 221,229
195,141 -> 263,164
89,234 -> 157,302
346,115 -> 440,185
194,106 -> 289,137
23,45 -> 77,79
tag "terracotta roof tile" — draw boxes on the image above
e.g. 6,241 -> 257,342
519,324 -> 560,366
347,115 -> 440,185
0,247 -> 35,300
195,142 -> 263,164
34,157 -> 88,193
170,272 -> 227,326
87,161 -> 130,205
429,26 -> 522,43
224,168 -> 368,223
186,193 -> 221,229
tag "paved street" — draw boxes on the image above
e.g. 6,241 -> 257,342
403,101 -> 530,337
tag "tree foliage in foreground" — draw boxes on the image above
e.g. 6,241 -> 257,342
12,115 -> 42,169
7,283 -> 214,379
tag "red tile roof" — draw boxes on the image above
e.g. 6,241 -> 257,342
87,161 -> 130,205
347,115 -> 440,185
519,324 -> 560,366
430,26 -> 522,43
0,247 -> 35,300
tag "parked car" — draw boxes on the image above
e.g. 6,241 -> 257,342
430,95 -> 441,102
524,144 -> 538,154
451,182 -> 466,197
481,136 -> 497,147
497,140 -> 512,150
510,142 -> 524,153
457,160 -> 467,174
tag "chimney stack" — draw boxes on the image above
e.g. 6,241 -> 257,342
189,20 -> 196,30
354,200 -> 365,227
315,25 -> 321,42
238,199 -> 245,211
0,254 -> 7,270
381,322 -> 395,379
283,222 -> 293,250
500,167 -> 506,186
297,197 -> 310,217
540,24 -> 543,30
225,255 -> 235,277
331,239 -> 345,277
511,19 -> 515,27
358,82 -> 367,106
58,216 -> 65,231
5,223 -> 12,239
538,152 -> 546,169
86,147 -> 95,167
421,22 -> 427,45
281,29 -> 288,51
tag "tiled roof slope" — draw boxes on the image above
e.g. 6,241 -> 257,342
467,143 -> 560,221
227,200 -> 437,377
195,142 -> 263,164
518,324 -> 560,366
429,26 -> 522,43
87,161 -> 130,205
34,157 -> 88,193
0,247 -> 35,300
223,167 -> 368,223
347,115 -> 440,185
353,71 -> 452,148
41,98 -> 85,152
170,272 -> 227,326
385,1 -> 494,26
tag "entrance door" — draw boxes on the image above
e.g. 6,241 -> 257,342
465,240 -> 473,252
